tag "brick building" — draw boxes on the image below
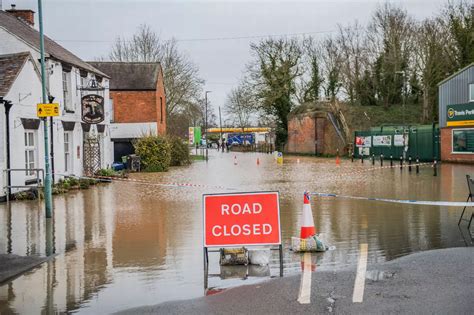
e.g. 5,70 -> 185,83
286,102 -> 347,155
438,63 -> 474,163
88,62 -> 166,162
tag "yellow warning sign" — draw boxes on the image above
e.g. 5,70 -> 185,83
37,103 -> 60,117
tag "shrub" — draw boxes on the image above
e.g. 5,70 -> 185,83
79,178 -> 90,189
168,136 -> 191,166
134,134 -> 171,172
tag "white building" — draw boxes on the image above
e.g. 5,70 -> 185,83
0,6 -> 114,200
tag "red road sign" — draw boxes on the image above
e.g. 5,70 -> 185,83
203,191 -> 281,247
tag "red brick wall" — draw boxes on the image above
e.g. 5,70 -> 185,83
286,114 -> 346,155
111,91 -> 157,123
111,86 -> 166,136
440,127 -> 474,163
7,10 -> 35,26
287,116 -> 316,154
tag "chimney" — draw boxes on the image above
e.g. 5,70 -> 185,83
6,4 -> 35,27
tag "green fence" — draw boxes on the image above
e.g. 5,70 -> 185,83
353,124 -> 440,162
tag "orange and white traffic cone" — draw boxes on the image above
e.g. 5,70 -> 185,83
234,155 -> 238,165
300,191 -> 316,239
257,158 -> 260,166
336,156 -> 340,166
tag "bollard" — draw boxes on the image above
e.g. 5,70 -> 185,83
433,159 -> 437,176
380,154 -> 384,167
351,153 -> 354,163
372,154 -> 375,165
390,155 -> 393,167
408,156 -> 412,172
400,156 -> 403,170
416,157 -> 420,174
361,154 -> 364,164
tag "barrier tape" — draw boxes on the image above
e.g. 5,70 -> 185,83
311,192 -> 473,207
91,175 -> 231,190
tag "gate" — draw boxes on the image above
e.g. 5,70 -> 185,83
83,137 -> 101,175
354,124 -> 440,162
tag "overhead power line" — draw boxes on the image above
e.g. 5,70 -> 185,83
53,29 -> 338,44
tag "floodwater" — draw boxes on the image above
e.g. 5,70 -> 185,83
0,151 -> 472,313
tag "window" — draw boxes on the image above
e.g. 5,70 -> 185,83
469,84 -> 474,102
62,71 -> 73,111
81,76 -> 88,89
160,97 -> 163,123
24,131 -> 36,176
453,129 -> 474,153
110,99 -> 114,122
64,132 -> 72,172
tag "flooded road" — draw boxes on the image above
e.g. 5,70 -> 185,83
0,151 -> 472,313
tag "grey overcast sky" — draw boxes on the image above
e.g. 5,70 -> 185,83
3,0 -> 449,117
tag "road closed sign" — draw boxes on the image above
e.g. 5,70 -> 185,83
203,192 -> 281,247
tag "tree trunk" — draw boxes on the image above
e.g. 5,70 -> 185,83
422,86 -> 430,123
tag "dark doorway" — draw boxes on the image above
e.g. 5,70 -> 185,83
113,140 -> 135,162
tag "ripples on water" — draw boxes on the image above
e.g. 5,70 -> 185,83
0,151 -> 472,313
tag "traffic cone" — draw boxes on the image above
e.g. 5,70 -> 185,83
234,155 -> 238,165
257,157 -> 260,166
300,192 -> 316,239
336,156 -> 340,166
297,158 -> 300,164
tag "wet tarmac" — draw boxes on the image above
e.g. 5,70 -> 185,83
0,151 -> 472,313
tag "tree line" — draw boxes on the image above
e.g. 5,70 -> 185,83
225,1 -> 473,147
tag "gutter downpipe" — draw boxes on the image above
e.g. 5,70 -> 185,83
4,100 -> 13,199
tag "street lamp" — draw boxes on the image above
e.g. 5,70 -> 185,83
205,91 -> 211,162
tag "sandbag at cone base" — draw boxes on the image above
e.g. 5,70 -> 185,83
300,192 -> 316,239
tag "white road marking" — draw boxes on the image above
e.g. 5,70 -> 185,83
297,252 -> 312,304
352,243 -> 368,303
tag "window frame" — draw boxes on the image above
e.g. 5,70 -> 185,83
160,97 -> 163,123
452,128 -> 474,154
62,71 -> 73,112
64,131 -> 73,173
24,130 -> 37,177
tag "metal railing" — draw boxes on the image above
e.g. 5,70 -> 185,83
3,168 -> 45,202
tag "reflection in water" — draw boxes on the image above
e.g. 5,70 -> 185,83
0,152 -> 472,313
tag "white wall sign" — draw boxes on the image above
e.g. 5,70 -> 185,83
373,135 -> 392,146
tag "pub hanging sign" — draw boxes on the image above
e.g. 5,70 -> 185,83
81,94 -> 104,124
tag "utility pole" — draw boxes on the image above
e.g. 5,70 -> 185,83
38,0 -> 53,218
205,91 -> 211,162
218,106 -> 223,142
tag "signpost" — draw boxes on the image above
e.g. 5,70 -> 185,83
37,103 -> 59,117
202,191 -> 283,278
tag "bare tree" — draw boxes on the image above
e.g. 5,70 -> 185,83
336,22 -> 368,105
225,81 -> 258,129
320,36 -> 343,100
367,3 -> 414,108
413,18 -> 452,123
108,24 -> 205,135
296,37 -> 324,104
